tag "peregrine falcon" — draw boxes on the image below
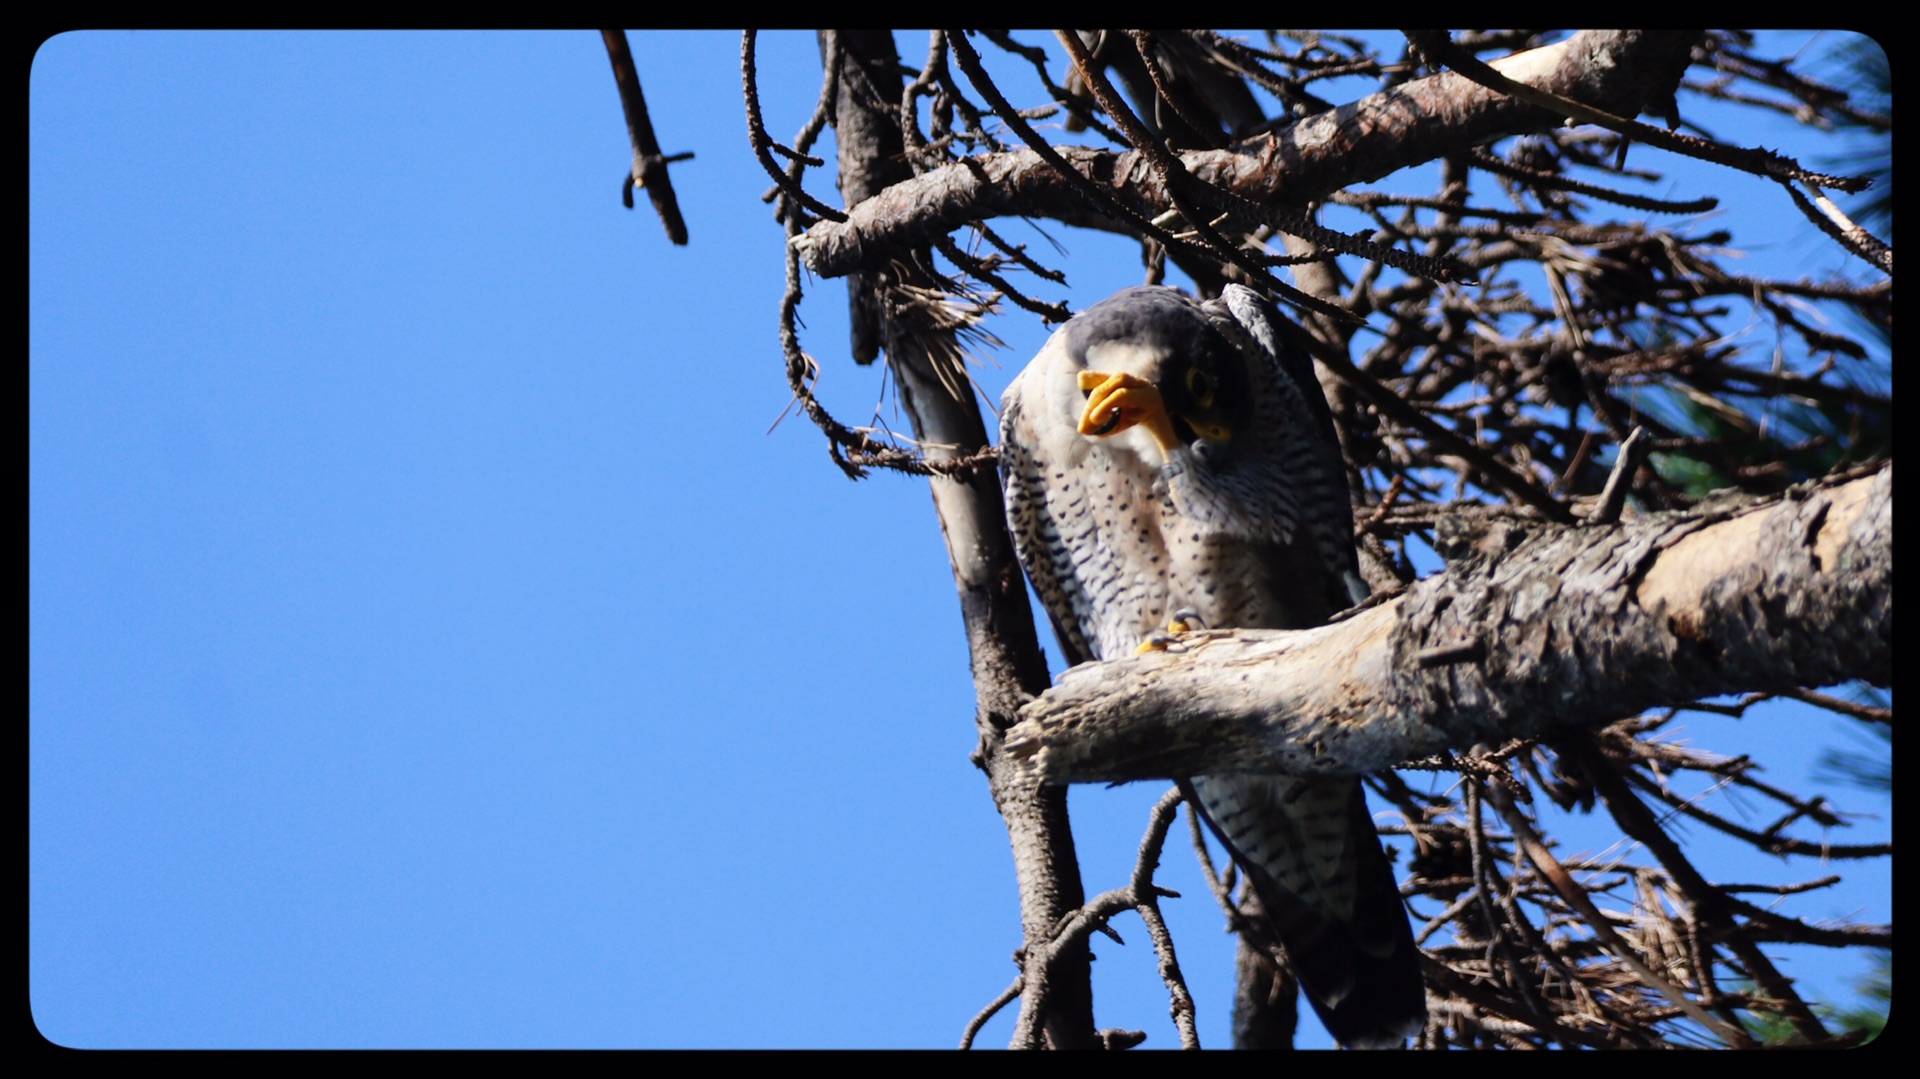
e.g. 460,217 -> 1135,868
999,284 -> 1426,1048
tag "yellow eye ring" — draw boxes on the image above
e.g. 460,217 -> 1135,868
1185,367 -> 1216,408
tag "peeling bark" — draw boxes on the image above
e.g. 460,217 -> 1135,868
1010,466 -> 1891,785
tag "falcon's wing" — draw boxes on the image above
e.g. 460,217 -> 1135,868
1203,285 -> 1370,610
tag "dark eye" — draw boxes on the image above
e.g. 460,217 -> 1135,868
1184,367 -> 1216,409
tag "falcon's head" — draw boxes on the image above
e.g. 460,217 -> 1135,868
1057,287 -> 1251,460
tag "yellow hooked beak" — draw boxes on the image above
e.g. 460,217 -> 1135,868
1077,370 -> 1180,451
1076,370 -> 1231,452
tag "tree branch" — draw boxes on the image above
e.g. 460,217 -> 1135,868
814,30 -> 1096,1050
603,30 -> 691,245
793,31 -> 1699,279
1010,465 -> 1890,784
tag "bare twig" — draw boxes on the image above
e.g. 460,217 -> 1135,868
1782,687 -> 1891,725
1589,425 -> 1650,523
742,31 -> 848,226
960,977 -> 1024,1049
1406,30 -> 1869,191
1777,178 -> 1893,275
603,30 -> 692,245
1483,782 -> 1755,1046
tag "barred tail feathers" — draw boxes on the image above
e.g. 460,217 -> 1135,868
1189,773 -> 1426,1048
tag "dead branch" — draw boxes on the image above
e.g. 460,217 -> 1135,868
813,30 -> 1096,1050
794,31 -> 1699,280
603,30 -> 692,245
1010,466 -> 1890,783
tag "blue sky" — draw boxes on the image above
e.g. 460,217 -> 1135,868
31,31 -> 1888,1049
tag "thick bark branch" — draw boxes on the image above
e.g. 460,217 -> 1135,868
817,31 -> 1096,1049
1010,466 -> 1891,784
794,30 -> 1699,280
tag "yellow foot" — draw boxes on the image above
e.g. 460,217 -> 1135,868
1134,612 -> 1203,654
1077,370 -> 1180,451
1134,631 -> 1178,655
